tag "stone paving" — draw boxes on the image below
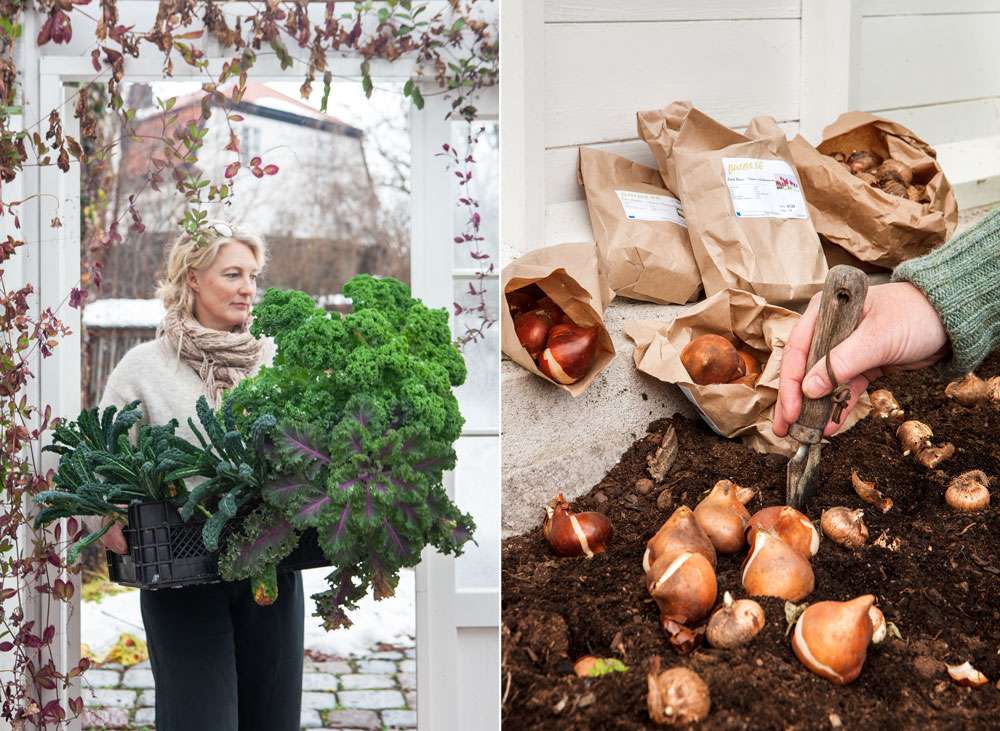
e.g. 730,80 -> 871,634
81,640 -> 417,730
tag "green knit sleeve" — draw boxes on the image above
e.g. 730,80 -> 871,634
891,207 -> 1000,376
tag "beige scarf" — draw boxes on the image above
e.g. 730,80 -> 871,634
159,308 -> 264,405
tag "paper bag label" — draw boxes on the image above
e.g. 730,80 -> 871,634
722,158 -> 808,219
614,190 -> 687,227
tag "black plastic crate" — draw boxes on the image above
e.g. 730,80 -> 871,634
107,501 -> 329,589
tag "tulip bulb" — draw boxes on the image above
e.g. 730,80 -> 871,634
647,551 -> 717,625
533,295 -> 565,325
693,480 -> 751,554
538,323 -> 599,385
741,530 -> 814,601
821,508 -> 868,549
897,420 -> 954,469
543,493 -> 612,558
870,389 -> 903,419
746,506 -> 820,559
791,595 -> 875,684
945,373 -> 989,406
643,506 -> 717,575
706,592 -> 765,649
646,657 -> 711,726
945,470 -> 991,512
513,310 -> 553,358
680,334 -> 743,385
506,287 -> 540,319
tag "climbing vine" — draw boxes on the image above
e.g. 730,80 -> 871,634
0,1 -> 497,726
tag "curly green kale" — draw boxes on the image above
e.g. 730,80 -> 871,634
221,275 -> 475,629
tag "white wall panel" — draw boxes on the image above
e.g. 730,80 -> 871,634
545,0 -> 799,23
870,98 -> 1000,146
457,628 -> 499,729
858,14 -> 1000,110
543,19 -> 801,148
863,0 -> 1000,17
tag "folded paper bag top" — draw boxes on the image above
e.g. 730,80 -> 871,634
501,242 -> 615,397
624,288 -> 869,457
788,111 -> 958,268
577,146 -> 701,305
640,103 -> 828,306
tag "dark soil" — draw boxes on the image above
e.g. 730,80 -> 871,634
502,353 -> 1000,730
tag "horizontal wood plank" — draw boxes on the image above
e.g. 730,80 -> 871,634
544,19 -> 801,148
857,14 -> 1000,109
863,0 -> 1000,17
866,98 -> 1000,146
545,0 -> 799,23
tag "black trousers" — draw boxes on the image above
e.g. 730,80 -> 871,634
139,570 -> 304,731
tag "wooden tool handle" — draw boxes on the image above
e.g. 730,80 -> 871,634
789,265 -> 869,444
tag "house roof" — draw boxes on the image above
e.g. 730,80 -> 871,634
138,81 -> 363,137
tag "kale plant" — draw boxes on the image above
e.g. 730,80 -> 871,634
221,275 -> 475,629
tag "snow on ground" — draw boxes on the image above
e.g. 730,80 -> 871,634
82,299 -> 165,328
81,568 -> 415,659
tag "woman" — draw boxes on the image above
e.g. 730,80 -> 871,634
96,221 -> 304,731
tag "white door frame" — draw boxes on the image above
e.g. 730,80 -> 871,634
410,89 -> 499,731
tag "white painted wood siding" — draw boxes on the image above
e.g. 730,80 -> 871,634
503,0 -> 1000,261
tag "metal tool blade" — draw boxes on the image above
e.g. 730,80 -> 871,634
786,442 -> 823,509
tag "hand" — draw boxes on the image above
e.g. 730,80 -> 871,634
99,519 -> 128,555
773,282 -> 949,438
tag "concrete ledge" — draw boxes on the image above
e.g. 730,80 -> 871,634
501,298 -> 697,537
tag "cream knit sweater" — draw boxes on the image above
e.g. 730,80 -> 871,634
97,335 -> 276,442
87,336 -> 275,535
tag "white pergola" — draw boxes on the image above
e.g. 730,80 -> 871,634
4,3 -> 499,729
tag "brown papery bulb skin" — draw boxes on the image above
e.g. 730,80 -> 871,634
513,310 -> 553,359
917,442 -> 955,469
870,389 -> 903,419
747,506 -> 820,559
735,349 -> 761,381
821,507 -> 868,549
876,159 -> 914,186
945,373 -> 989,406
680,334 -> 743,386
741,530 -> 814,601
848,150 -> 881,173
945,470 -> 991,512
538,323 -> 599,385
856,171 -> 878,186
987,376 -> 1000,401
647,551 -> 717,625
897,420 -> 933,456
693,480 -> 751,554
646,657 -> 711,726
506,289 -> 539,319
543,493 -> 612,558
643,506 -> 717,574
706,592 -> 765,649
533,296 -> 565,325
792,595 -> 875,685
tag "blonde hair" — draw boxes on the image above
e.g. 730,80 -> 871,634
155,221 -> 268,317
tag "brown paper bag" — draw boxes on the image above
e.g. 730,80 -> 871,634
502,242 -> 615,396
788,112 -> 958,268
635,100 -> 693,194
577,147 -> 701,305
624,288 -> 869,456
641,105 -> 827,305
